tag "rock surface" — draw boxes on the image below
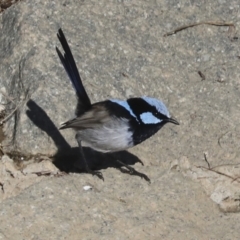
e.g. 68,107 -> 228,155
0,0 -> 240,239
0,155 -> 61,201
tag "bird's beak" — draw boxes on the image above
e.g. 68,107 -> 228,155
168,117 -> 179,125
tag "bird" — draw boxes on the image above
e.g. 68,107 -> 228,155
56,28 -> 179,181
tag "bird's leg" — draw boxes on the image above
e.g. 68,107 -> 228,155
75,136 -> 104,181
117,160 -> 136,173
116,160 -> 151,183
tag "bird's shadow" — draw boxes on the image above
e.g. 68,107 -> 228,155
26,99 -> 150,181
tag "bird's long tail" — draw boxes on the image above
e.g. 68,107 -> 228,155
56,28 -> 91,115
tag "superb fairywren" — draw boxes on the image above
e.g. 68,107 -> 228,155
56,28 -> 179,181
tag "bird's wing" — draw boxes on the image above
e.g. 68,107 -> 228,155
59,104 -> 110,130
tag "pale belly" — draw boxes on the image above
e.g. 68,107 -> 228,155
75,118 -> 134,152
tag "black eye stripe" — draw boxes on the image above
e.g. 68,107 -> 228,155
127,98 -> 169,121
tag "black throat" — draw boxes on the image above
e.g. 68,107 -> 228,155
131,122 -> 167,146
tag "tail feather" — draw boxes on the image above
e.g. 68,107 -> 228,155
56,28 -> 91,113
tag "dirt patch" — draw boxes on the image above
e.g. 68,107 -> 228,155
0,0 -> 20,13
0,155 -> 62,202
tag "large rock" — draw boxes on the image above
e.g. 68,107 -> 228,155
1,0 -> 240,238
1,0 -> 240,165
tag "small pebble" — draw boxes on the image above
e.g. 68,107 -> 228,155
83,185 -> 92,191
